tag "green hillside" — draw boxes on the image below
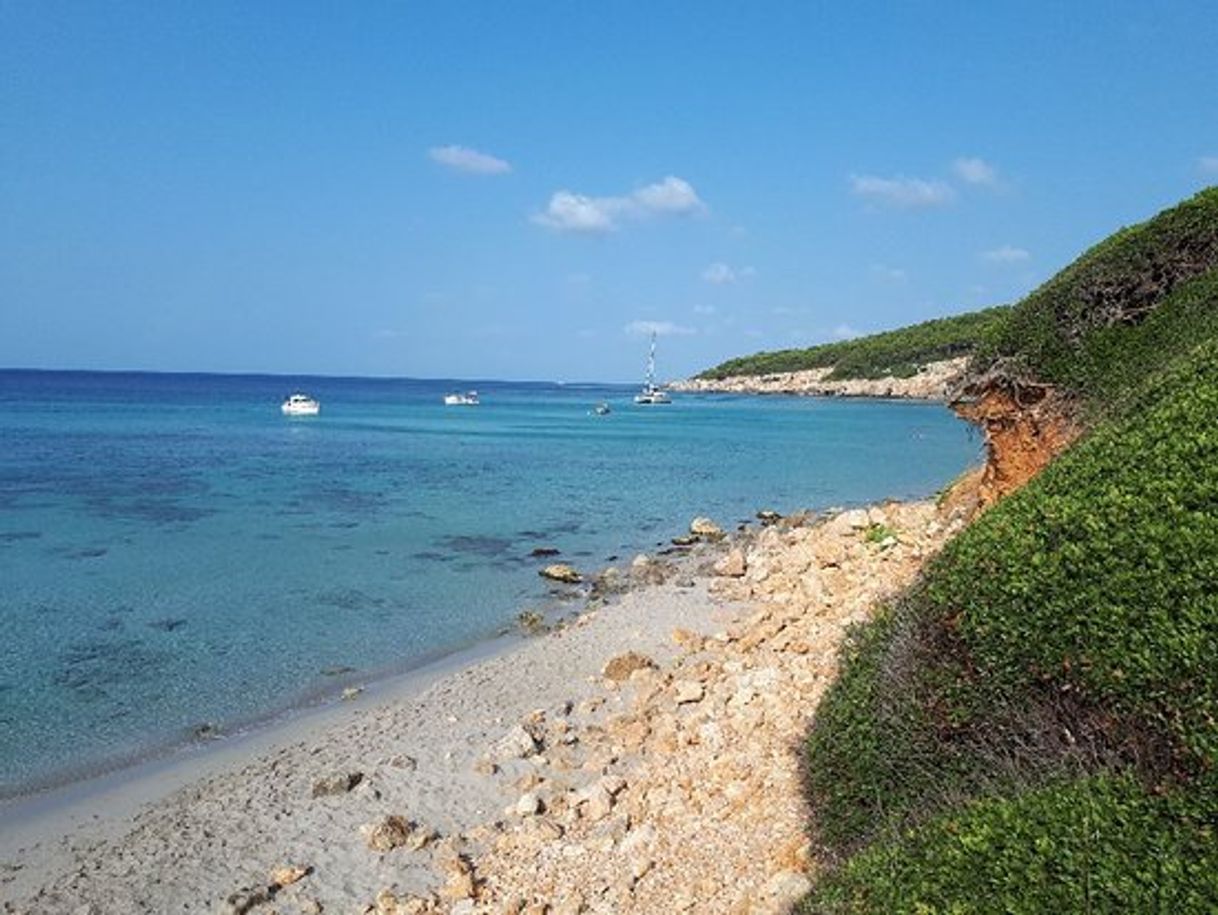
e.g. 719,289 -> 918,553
696,307 -> 1010,381
800,188 -> 1218,913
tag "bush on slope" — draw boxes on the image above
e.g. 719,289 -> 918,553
801,190 -> 1218,912
697,307 -> 1010,381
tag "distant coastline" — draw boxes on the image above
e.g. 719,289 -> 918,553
668,355 -> 968,401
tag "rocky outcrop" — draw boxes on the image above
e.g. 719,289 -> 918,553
670,357 -> 968,400
539,564 -> 582,585
396,498 -> 977,914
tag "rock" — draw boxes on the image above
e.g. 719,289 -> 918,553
374,888 -> 433,915
341,686 -> 364,701
493,724 -> 540,760
530,546 -> 561,557
540,563 -> 582,584
756,509 -> 782,525
674,680 -> 705,704
439,852 -> 477,900
363,814 -> 414,852
689,516 -> 725,540
385,753 -> 418,771
516,791 -> 543,816
602,651 -> 657,682
223,886 -> 273,915
713,549 -> 746,577
517,609 -> 548,635
270,865 -> 309,887
764,869 -> 813,904
311,771 -> 363,797
670,534 -> 698,546
828,508 -> 871,535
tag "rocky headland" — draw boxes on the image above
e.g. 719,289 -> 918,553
668,357 -> 968,401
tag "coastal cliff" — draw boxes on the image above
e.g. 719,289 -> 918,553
669,356 -> 967,401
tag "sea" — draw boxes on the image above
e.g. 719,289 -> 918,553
0,369 -> 980,796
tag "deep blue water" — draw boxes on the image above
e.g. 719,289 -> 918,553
0,369 -> 980,795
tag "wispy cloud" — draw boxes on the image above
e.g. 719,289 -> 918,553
1198,156 -> 1218,175
701,261 -> 755,284
832,323 -> 861,340
533,176 -> 706,233
982,244 -> 1030,264
850,173 -> 955,208
692,304 -> 717,316
625,319 -> 696,337
952,156 -> 998,186
428,144 -> 512,175
870,263 -> 908,283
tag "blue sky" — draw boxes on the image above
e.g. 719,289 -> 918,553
3,2 -> 1217,381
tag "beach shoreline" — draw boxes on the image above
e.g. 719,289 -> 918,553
0,486 -> 980,914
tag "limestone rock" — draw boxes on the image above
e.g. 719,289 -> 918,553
540,564 -> 582,584
713,549 -> 746,577
689,516 -> 725,540
494,724 -> 541,760
311,771 -> 363,797
516,791 -> 543,817
674,680 -> 705,704
602,651 -> 657,682
363,814 -> 414,852
269,865 -> 309,887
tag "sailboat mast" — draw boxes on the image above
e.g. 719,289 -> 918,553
646,332 -> 657,386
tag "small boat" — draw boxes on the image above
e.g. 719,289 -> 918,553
634,333 -> 672,405
443,390 -> 480,406
593,402 -> 612,416
281,393 -> 320,416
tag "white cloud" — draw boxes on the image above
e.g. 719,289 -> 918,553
850,173 -> 955,208
982,244 -> 1030,263
870,263 -> 908,283
632,176 -> 705,214
952,156 -> 998,186
428,144 -> 512,175
832,323 -> 861,340
625,319 -> 696,337
532,191 -> 623,233
692,304 -> 717,315
1199,156 -> 1218,175
701,262 -> 755,284
533,175 -> 706,233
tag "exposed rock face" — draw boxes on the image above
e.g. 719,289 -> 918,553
670,357 -> 968,400
953,379 -> 1079,504
689,517 -> 725,540
712,549 -> 746,578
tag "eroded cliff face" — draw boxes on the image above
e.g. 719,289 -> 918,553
952,381 -> 1079,504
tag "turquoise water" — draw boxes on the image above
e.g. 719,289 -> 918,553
0,370 -> 980,795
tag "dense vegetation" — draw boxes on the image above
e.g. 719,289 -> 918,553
799,188 -> 1218,912
696,307 -> 1010,381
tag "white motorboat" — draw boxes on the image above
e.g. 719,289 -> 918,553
634,333 -> 672,405
443,390 -> 480,406
280,393 -> 320,416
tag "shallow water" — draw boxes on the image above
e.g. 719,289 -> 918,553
0,370 -> 980,794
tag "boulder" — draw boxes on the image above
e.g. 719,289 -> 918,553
689,516 -> 725,540
602,651 -> 658,682
756,509 -> 782,525
540,563 -> 582,584
713,549 -> 746,577
363,814 -> 414,852
493,724 -> 540,760
530,546 -> 561,557
674,680 -> 705,704
311,771 -> 363,797
515,791 -> 543,816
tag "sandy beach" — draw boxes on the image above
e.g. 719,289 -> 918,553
0,489 -> 977,915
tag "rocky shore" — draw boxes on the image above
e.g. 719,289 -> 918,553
669,357 -> 968,400
0,493 -> 977,915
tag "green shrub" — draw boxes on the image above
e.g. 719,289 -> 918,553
697,307 -> 1010,381
803,774 -> 1218,914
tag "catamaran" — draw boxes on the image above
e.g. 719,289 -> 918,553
634,332 -> 671,404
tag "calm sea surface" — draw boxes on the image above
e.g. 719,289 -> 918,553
0,370 -> 980,794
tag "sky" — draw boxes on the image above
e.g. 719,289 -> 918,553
3,2 -> 1217,382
